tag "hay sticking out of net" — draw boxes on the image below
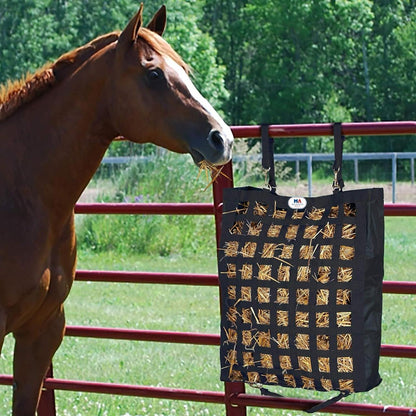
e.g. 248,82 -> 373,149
329,206 -> 339,218
320,245 -> 333,259
340,245 -> 355,260
277,310 -> 289,327
276,288 -> 289,304
317,266 -> 331,283
338,266 -> 353,282
323,223 -> 336,238
261,353 -> 274,369
343,203 -> 356,217
321,378 -> 333,391
261,243 -> 277,258
307,207 -> 325,220
342,224 -> 356,239
318,357 -> 330,373
257,287 -> 270,304
254,201 -> 268,216
337,357 -> 353,373
248,372 -> 260,384
257,264 -> 272,280
241,286 -> 252,302
302,376 -> 315,390
224,263 -> 236,278
316,289 -> 329,305
337,312 -> 352,327
304,225 -> 319,239
241,263 -> 253,279
265,374 -> 279,384
297,266 -> 310,282
317,335 -> 330,350
316,312 -> 330,328
197,160 -> 230,191
226,306 -> 238,324
298,356 -> 312,373
278,264 -> 291,281
284,374 -> 296,388
224,327 -> 237,343
256,330 -> 271,347
276,333 -> 290,349
337,289 -> 351,305
280,356 -> 292,370
241,242 -> 257,257
267,224 -> 282,237
339,379 -> 354,392
247,221 -> 263,236
227,285 -> 236,299
229,370 -> 243,381
242,330 -> 253,347
229,221 -> 243,235
280,244 -> 294,259
337,334 -> 353,350
295,333 -> 309,350
296,288 -> 310,305
292,210 -> 305,219
243,352 -> 255,367
296,311 -> 309,328
285,224 -> 299,240
241,308 -> 252,324
223,241 -> 239,257
272,202 -> 287,219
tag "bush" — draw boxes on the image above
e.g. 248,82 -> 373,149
77,153 -> 216,257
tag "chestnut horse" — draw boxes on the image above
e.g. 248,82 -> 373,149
0,4 -> 233,415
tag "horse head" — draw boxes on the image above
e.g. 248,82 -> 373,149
109,4 -> 233,166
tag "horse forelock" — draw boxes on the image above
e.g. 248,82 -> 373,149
137,28 -> 190,74
0,32 -> 120,122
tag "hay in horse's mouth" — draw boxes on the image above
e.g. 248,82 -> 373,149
197,160 -> 230,191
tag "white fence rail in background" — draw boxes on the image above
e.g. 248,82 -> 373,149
102,152 -> 416,203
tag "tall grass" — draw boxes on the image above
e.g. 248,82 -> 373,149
77,153 -> 216,257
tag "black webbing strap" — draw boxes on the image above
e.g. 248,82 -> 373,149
332,122 -> 345,192
260,387 -> 349,413
306,391 -> 350,413
261,124 -> 276,190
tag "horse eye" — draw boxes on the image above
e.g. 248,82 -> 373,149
147,68 -> 164,82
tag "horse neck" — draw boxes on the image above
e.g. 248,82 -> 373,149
3,47 -> 118,226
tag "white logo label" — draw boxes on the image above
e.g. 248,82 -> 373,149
288,197 -> 307,210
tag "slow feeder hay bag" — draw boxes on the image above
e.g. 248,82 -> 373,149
218,124 -> 384,412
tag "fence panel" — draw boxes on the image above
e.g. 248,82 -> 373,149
0,122 -> 415,416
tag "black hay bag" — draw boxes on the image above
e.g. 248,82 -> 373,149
218,124 -> 384,412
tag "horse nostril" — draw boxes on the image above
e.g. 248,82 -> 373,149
208,130 -> 225,150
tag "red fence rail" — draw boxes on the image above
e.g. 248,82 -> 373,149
0,122 -> 415,415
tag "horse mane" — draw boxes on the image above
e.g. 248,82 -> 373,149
0,27 -> 189,122
0,32 -> 120,122
138,28 -> 190,74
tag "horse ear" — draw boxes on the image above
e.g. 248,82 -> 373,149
147,5 -> 167,36
118,3 -> 144,47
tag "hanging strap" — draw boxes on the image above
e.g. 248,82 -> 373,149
306,391 -> 350,413
260,386 -> 349,413
261,124 -> 277,191
332,122 -> 345,192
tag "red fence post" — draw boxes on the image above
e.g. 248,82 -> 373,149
37,365 -> 56,416
212,161 -> 247,416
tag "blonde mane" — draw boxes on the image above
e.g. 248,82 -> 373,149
0,32 -> 120,122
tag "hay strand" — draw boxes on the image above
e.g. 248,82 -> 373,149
295,333 -> 309,350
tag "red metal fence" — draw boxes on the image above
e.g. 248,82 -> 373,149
0,122 -> 415,415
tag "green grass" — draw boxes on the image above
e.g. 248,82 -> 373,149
0,219 -> 415,416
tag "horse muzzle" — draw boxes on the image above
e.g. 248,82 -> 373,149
190,128 -> 234,166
